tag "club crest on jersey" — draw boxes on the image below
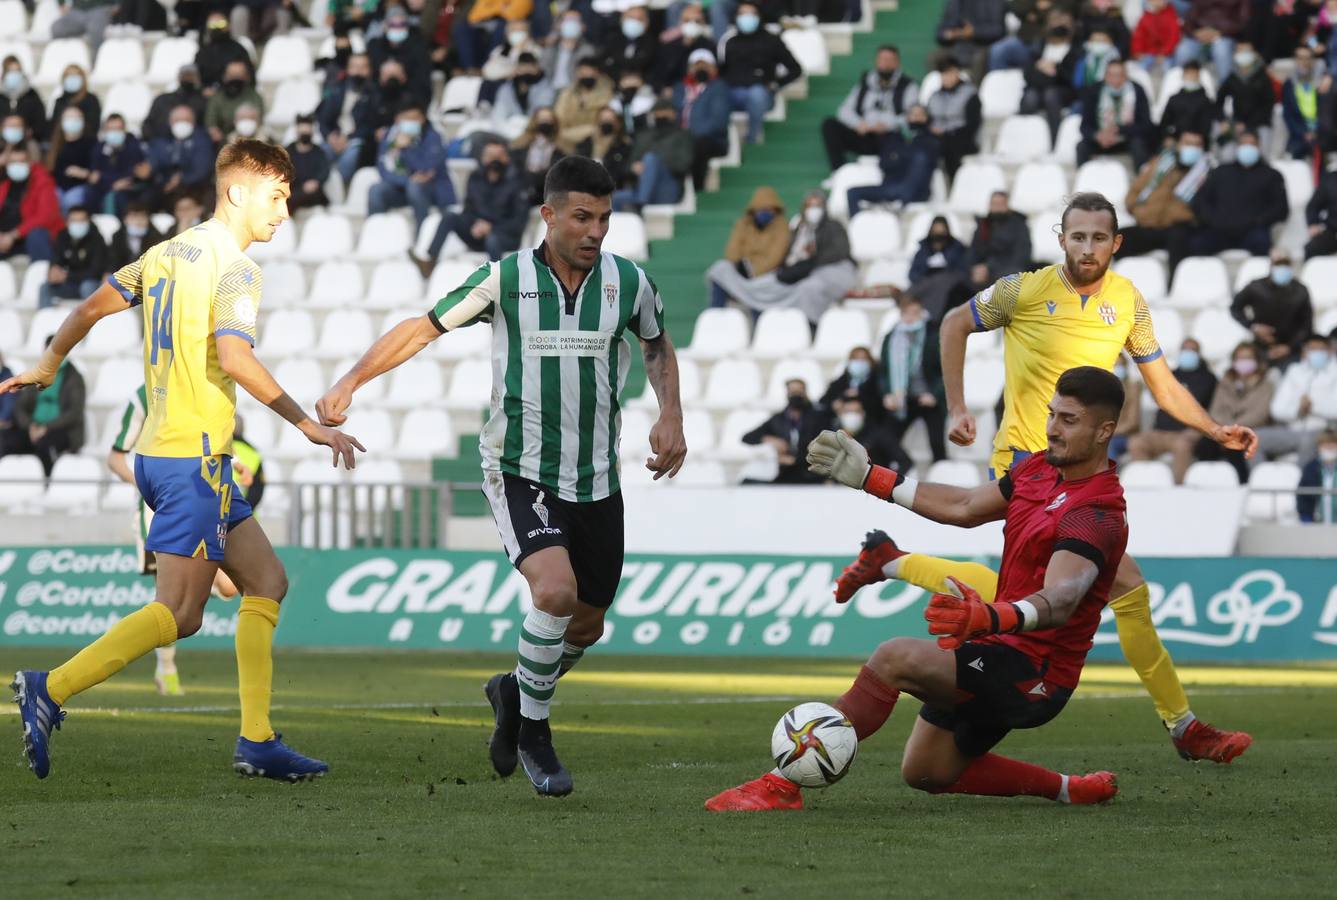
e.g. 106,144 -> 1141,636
532,491 -> 550,529
1098,302 -> 1118,325
1045,491 -> 1068,512
604,283 -> 617,307
1045,300 -> 1057,315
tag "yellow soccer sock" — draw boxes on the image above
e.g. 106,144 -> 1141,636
895,553 -> 1000,602
47,602 -> 178,705
236,596 -> 280,743
1109,582 -> 1191,727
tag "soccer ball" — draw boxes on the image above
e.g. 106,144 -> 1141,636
770,702 -> 858,788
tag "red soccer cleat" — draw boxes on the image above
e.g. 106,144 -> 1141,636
834,530 -> 907,604
1172,719 -> 1253,764
704,773 -> 804,811
1067,771 -> 1119,805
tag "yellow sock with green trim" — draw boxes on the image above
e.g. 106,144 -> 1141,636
1109,582 -> 1191,727
894,553 -> 1001,602
236,596 -> 280,742
47,602 -> 177,705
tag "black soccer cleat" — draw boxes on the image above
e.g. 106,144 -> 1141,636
484,672 -> 521,777
517,717 -> 573,797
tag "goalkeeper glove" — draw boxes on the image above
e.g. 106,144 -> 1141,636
924,576 -> 1022,650
806,430 -> 915,504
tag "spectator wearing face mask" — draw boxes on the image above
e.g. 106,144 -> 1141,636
0,57 -> 46,145
318,52 -> 382,184
453,0 -> 534,74
969,190 -> 1031,280
1108,354 -> 1142,459
482,19 -> 543,85
87,114 -> 146,217
195,10 -> 255,91
674,49 -> 731,191
1231,249 -> 1314,370
909,215 -> 968,285
541,11 -> 599,91
50,0 -> 118,53
1215,39 -> 1274,148
108,201 -> 165,271
512,106 -> 565,205
578,107 -> 636,191
373,60 -> 413,137
1267,333 -> 1337,464
369,6 -> 433,102
47,107 -> 97,216
492,53 -> 557,131
821,346 -> 883,421
720,2 -> 803,144
147,106 -> 217,212
845,104 -> 939,212
1076,57 -> 1153,169
741,378 -> 829,485
1071,24 -> 1121,92
655,3 -> 715,89
832,391 -> 906,471
0,146 -> 64,262
39,205 -> 107,309
1298,429 -> 1337,523
610,69 -> 657,135
925,58 -> 981,180
414,139 -> 529,270
144,64 -> 207,143
879,295 -> 947,468
1158,60 -> 1216,141
1189,131 -> 1287,256
822,45 -> 919,171
934,0 -> 1008,81
229,104 -> 265,143
206,60 -> 265,144
1281,45 -> 1328,161
1304,162 -> 1337,258
50,65 -> 100,148
709,185 -> 787,309
1130,0 -> 1180,72
1173,0 -> 1249,83
285,114 -> 332,213
1019,15 -> 1078,140
555,58 -> 615,153
1196,342 -> 1273,482
369,104 -> 453,227
1128,338 -> 1218,483
612,99 -> 694,212
1117,130 -> 1208,273
599,6 -> 658,80
705,189 -> 857,329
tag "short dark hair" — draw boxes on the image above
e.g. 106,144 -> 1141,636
126,200 -> 149,216
1183,60 -> 1201,72
544,155 -> 615,204
215,138 -> 294,185
937,56 -> 960,73
1061,191 -> 1118,232
575,55 -> 601,70
1056,366 -> 1125,423
877,44 -> 899,56
66,204 -> 89,217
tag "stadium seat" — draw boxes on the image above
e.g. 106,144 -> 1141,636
1119,460 -> 1174,488
339,408 -> 395,454
237,409 -> 276,452
750,308 -> 812,359
1302,257 -> 1337,308
918,70 -> 943,105
0,307 -> 21,355
295,213 -> 353,262
315,309 -> 375,360
1029,211 -> 1063,263
672,459 -> 729,487
1232,255 -> 1270,292
440,75 -> 482,114
271,358 -> 327,406
1125,63 -> 1154,107
963,357 -> 1005,410
1052,114 -> 1082,165
444,358 -> 492,410
874,306 -> 901,342
84,310 -> 139,357
927,459 -> 982,487
701,358 -> 763,409
0,1 -> 27,38
992,115 -> 1051,165
0,260 -> 15,306
848,209 -> 900,263
427,259 -> 481,301
43,455 -> 102,511
245,218 -> 296,260
1150,307 -> 1184,358
1318,307 -> 1337,336
826,161 -> 883,221
384,357 -> 446,410
1184,461 -> 1240,488
1114,257 -> 1168,303
337,166 -> 381,217
91,213 -> 120,244
603,212 -> 648,261
1246,461 -> 1302,523
306,260 -> 366,308
978,69 -> 1024,118
145,37 -> 200,86
682,408 -> 716,453
1190,307 -> 1250,364
26,0 -> 55,39
619,408 -> 654,458
810,307 -> 872,361
682,307 -> 750,360
25,306 -> 69,355
0,42 -> 35,76
102,480 -> 138,511
1008,162 -> 1068,216
781,27 -> 829,76
18,261 -> 49,307
257,309 -> 316,357
103,80 -> 152,130
90,357 -> 141,406
1072,160 -> 1130,214
34,39 -> 90,88
711,408 -> 772,462
367,260 -> 425,309
90,38 -> 145,87
0,456 -> 46,509
1274,159 -> 1314,214
256,34 -> 313,83
1169,257 -> 1229,309
864,259 -> 910,291
763,357 -> 827,406
261,260 -> 307,308
265,77 -> 322,127
354,212 -> 414,261
947,161 -> 1007,216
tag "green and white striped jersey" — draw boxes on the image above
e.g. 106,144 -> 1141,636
428,244 -> 665,503
111,384 -> 149,453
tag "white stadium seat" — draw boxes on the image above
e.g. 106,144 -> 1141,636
146,38 -> 200,86
0,1 -> 27,39
92,212 -> 120,243
295,213 -> 353,263
681,409 -> 716,454
1169,257 -> 1229,310
0,456 -> 46,509
261,261 -> 307,308
1119,460 -> 1174,489
256,34 -> 313,83
102,80 -> 152,129
1274,158 -> 1313,213
763,358 -> 827,407
90,357 -> 142,406
875,306 -> 901,342
1184,461 -> 1240,488
918,70 -> 943,105
781,27 -> 829,76
1301,257 -> 1337,308
864,259 -> 910,291
1073,160 -> 1130,214
827,161 -> 883,221
337,167 -> 381,218
1053,113 -> 1082,165
619,408 -> 654,458
927,459 -> 982,487
1232,255 -> 1270,292
992,115 -> 1051,164
35,39 -> 90,88
963,357 -> 1005,410
712,408 -> 772,462
428,259 -> 481,301
0,260 -> 15,305
368,260 -> 426,308
978,69 -> 1024,118
701,358 -> 763,409
441,75 -> 482,114
0,42 -> 35,76
0,307 -> 22,354
84,311 -> 139,357
266,77 -> 322,127
354,212 -> 414,261
1318,307 -> 1337,336
26,0 -> 56,39
340,408 -> 396,454
1029,211 -> 1063,263
1114,257 -> 1168,303
1246,461 -> 1302,523
43,455 -> 102,511
673,459 -> 729,487
603,212 -> 648,261
750,308 -> 812,360
246,218 -> 296,261
848,209 -> 900,263
444,358 -> 492,411
1190,308 -> 1251,364
1008,162 -> 1068,216
306,260 -> 366,307
315,309 -> 375,360
25,307 -> 68,355
947,162 -> 1006,216
810,307 -> 872,361
271,358 -> 327,407
1149,307 -> 1184,359
90,38 -> 145,87
384,357 -> 446,410
682,307 -> 750,360
257,309 -> 316,357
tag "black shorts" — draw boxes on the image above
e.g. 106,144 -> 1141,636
482,470 -> 625,609
918,642 -> 1073,758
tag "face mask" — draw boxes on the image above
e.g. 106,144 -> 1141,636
621,18 -> 646,39
786,394 -> 807,410
1181,78 -> 1201,92
1307,349 -> 1331,370
691,68 -> 710,84
387,27 -> 409,44
1233,357 -> 1258,376
876,67 -> 897,82
1272,265 -> 1294,286
1319,447 -> 1337,464
1234,50 -> 1257,69
1178,145 -> 1202,167
2,71 -> 23,93
507,29 -> 529,47
537,121 -> 556,137
598,121 -> 616,136
382,77 -> 404,95
681,21 -> 706,40
127,223 -> 148,238
296,128 -> 314,143
752,209 -> 774,228
6,161 -> 28,181
560,18 -> 582,40
839,411 -> 865,433
1178,348 -> 1201,371
2,125 -> 23,145
620,87 -> 639,103
929,231 -> 948,244
655,116 -> 674,129
847,359 -> 871,380
67,220 -> 89,240
1236,144 -> 1260,167
486,159 -> 507,175
171,120 -> 194,140
223,79 -> 246,97
1085,40 -> 1111,56
61,116 -> 83,137
803,206 -> 823,225
1042,42 -> 1071,63
1112,364 -> 1127,380
578,75 -> 597,90
349,74 -> 367,90
900,317 -> 925,332
63,74 -> 83,93
398,118 -> 422,137
235,118 -> 258,136
335,46 -> 352,65
179,79 -> 199,94
103,129 -> 125,148
736,13 -> 760,33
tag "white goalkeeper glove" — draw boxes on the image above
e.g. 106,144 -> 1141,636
806,429 -> 870,490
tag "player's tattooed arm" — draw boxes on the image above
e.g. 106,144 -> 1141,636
641,333 -> 688,479
1018,550 -> 1101,630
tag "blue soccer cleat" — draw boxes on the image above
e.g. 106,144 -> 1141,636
11,670 -> 65,780
232,733 -> 328,782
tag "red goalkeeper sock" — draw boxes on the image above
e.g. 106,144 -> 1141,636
833,665 -> 900,740
935,753 -> 1063,799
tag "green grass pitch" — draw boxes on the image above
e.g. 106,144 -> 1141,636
1,650 -> 1333,898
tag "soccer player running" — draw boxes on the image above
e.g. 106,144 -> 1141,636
708,367 -> 1131,811
837,192 -> 1256,764
5,140 -> 364,781
316,157 -> 687,797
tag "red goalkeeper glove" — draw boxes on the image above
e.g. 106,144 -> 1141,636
924,576 -> 1021,650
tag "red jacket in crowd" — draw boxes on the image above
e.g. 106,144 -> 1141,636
1131,5 -> 1182,57
0,162 -> 64,238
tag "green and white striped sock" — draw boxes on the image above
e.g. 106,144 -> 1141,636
558,641 -> 585,678
516,608 -> 570,720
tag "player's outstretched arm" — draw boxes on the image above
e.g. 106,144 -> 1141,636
0,282 -> 128,395
939,304 -> 977,447
805,429 -> 1007,526
1138,355 -> 1259,458
640,332 -> 687,479
317,315 -> 441,426
217,334 -> 366,469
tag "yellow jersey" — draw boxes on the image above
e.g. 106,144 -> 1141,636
969,264 -> 1161,470
108,219 -> 262,458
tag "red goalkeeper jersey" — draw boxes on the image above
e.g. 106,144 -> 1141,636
975,452 -> 1129,690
